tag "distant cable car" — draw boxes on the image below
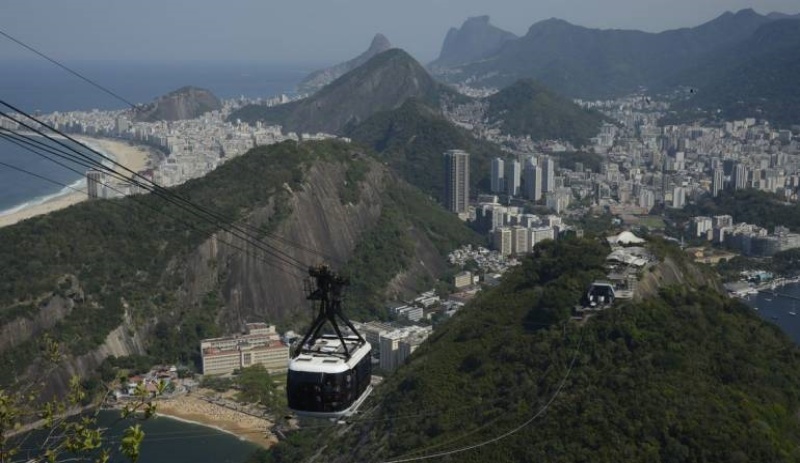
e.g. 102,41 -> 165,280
287,265 -> 373,418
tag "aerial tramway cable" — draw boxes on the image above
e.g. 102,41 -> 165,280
0,135 -> 306,275
0,105 -> 316,274
0,104 -> 347,269
381,328 -> 584,463
0,28 -> 137,109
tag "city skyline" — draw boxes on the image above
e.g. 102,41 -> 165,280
1,1 -> 798,65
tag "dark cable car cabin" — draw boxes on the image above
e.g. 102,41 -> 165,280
287,335 -> 372,418
287,265 -> 373,419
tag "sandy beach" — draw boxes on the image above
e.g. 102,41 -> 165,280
155,390 -> 277,449
0,136 -> 158,229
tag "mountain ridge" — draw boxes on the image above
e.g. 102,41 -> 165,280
229,49 -> 460,135
298,34 -> 393,95
434,9 -> 781,98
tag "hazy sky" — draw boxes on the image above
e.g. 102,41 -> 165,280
1,0 -> 798,65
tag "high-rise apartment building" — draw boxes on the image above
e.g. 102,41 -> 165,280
542,157 -> 555,193
733,163 -> 748,190
505,159 -> 521,197
86,170 -> 104,200
490,158 -> 505,194
444,150 -> 470,214
712,169 -> 724,197
523,157 -> 542,201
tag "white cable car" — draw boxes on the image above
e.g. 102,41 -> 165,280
286,266 -> 373,418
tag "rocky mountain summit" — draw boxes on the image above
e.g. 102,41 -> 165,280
430,15 -> 517,68
297,33 -> 392,94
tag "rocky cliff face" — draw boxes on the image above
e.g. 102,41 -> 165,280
299,34 -> 393,94
42,309 -> 147,399
430,16 -> 517,68
132,86 -> 222,122
212,161 -> 387,328
637,255 -> 723,300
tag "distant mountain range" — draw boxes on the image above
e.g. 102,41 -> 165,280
435,9 -> 777,97
666,18 -> 800,127
297,33 -> 393,95
430,9 -> 800,125
231,43 -> 603,144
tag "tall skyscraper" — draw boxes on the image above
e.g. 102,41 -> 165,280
542,157 -> 555,193
733,163 -> 748,190
444,149 -> 470,214
505,159 -> 521,197
490,158 -> 505,194
712,169 -> 724,197
86,170 -> 103,200
523,158 -> 542,201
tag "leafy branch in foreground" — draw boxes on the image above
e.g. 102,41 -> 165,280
0,335 -> 156,463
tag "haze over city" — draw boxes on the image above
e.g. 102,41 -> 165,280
2,0 -> 799,64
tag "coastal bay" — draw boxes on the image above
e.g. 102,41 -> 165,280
0,136 -> 159,228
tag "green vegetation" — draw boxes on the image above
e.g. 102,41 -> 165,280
347,99 -> 503,201
343,180 -> 484,320
266,238 -> 800,462
1,337 -> 154,463
486,79 -> 607,145
236,364 -> 281,409
0,140 -> 366,383
553,151 -> 603,173
676,189 -> 800,232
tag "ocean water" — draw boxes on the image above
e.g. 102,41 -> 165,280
0,136 -> 102,213
14,411 -> 260,463
742,282 -> 800,344
1,59 -> 313,113
0,59 -> 311,215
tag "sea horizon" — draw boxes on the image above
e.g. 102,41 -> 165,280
1,59 -> 314,114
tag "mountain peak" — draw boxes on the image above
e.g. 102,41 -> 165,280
298,33 -> 393,94
464,15 -> 491,26
369,33 -> 392,52
431,15 -> 517,67
232,48 -> 451,136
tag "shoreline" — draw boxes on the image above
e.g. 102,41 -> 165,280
0,135 -> 159,229
154,392 -> 277,449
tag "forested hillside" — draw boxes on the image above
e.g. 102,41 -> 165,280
0,140 -> 479,393
262,238 -> 800,462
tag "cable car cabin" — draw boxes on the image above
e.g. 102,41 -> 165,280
287,335 -> 372,418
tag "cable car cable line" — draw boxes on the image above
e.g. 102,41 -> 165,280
381,328 -> 584,463
0,134 -> 307,277
0,110 -> 313,274
0,28 -> 137,109
0,107 -> 344,271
